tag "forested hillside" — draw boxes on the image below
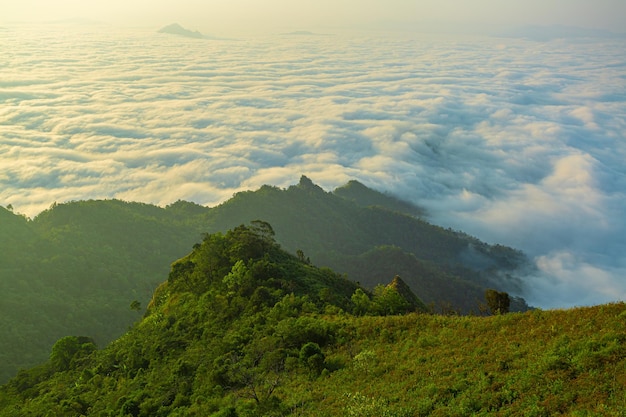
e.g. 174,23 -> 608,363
202,177 -> 529,311
0,201 -> 202,382
1,224 -> 623,416
0,177 -> 530,382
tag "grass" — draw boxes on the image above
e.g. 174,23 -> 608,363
278,303 -> 626,416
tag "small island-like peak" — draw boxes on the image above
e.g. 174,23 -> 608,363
158,23 -> 206,39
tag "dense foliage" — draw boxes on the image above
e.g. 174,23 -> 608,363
0,177 -> 530,382
0,201 -> 202,382
0,224 -> 624,416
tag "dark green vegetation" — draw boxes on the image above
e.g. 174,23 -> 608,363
0,200 -> 201,383
1,224 -> 624,416
0,176 -> 529,382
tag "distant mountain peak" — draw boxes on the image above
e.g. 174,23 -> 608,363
297,175 -> 324,192
158,23 -> 206,39
298,175 -> 314,187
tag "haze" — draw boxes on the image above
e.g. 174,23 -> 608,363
3,0 -> 626,34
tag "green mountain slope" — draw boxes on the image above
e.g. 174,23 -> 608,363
0,177 -> 529,382
0,201 -> 203,382
201,177 -> 529,312
0,225 -> 623,416
333,179 -> 426,217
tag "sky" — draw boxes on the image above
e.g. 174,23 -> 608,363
1,2 -> 626,310
2,0 -> 626,34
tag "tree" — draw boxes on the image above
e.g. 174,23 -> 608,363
250,220 -> 275,244
195,232 -> 230,284
296,249 -> 310,264
50,336 -> 96,371
227,222 -> 277,262
299,342 -> 325,375
168,259 -> 197,292
130,300 -> 141,312
351,289 -> 372,316
226,344 -> 285,405
223,260 -> 250,296
485,289 -> 510,315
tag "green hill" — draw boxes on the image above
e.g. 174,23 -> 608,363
0,224 -> 623,416
0,200 -> 203,382
201,177 -> 530,312
0,177 -> 530,382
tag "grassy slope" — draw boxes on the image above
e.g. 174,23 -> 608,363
2,303 -> 624,416
312,305 -> 626,416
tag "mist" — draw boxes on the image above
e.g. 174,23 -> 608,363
1,20 -> 625,309
3,0 -> 626,35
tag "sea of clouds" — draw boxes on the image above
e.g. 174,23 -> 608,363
1,24 -> 625,308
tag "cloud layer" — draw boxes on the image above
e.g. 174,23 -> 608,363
2,24 -> 625,308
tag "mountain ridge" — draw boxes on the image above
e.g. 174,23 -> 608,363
0,177 -> 530,382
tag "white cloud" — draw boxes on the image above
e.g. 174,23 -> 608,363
1,24 -> 625,308
531,252 -> 626,309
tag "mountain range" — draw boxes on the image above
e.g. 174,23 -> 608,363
0,176 -> 531,382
